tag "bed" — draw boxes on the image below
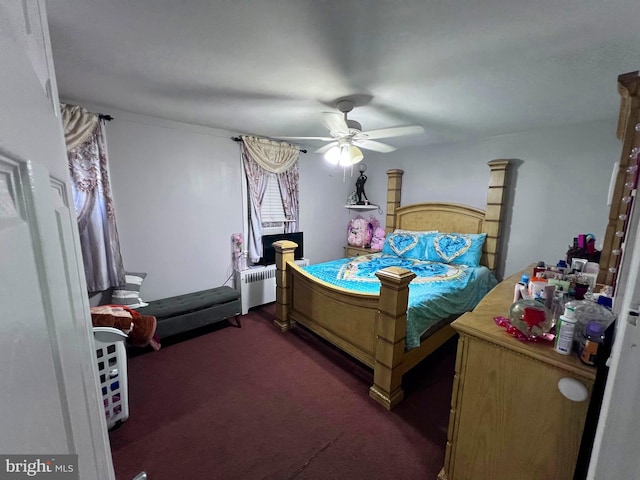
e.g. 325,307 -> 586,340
273,159 -> 511,410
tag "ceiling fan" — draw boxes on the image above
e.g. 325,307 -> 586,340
279,99 -> 425,160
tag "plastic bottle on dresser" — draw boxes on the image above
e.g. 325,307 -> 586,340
554,306 -> 577,355
579,321 -> 605,366
533,261 -> 546,277
513,274 -> 530,302
556,259 -> 568,275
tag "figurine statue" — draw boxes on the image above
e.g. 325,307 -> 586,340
355,172 -> 368,205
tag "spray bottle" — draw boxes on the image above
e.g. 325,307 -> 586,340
554,305 -> 577,355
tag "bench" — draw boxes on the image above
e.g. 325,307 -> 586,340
136,286 -> 241,340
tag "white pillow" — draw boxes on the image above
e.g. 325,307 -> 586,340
111,272 -> 149,308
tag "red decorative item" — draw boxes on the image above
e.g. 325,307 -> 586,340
494,316 -> 554,343
523,307 -> 546,328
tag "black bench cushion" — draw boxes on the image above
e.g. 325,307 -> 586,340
137,286 -> 240,320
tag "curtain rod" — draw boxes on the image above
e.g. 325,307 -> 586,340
231,136 -> 307,154
98,113 -> 113,122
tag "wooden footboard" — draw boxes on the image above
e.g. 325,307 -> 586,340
274,240 -> 420,410
272,159 -> 510,410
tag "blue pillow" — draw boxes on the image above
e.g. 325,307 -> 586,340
424,233 -> 486,266
381,232 -> 428,259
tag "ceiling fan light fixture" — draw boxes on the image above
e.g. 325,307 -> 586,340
344,145 -> 363,166
325,144 -> 363,166
324,145 -> 342,165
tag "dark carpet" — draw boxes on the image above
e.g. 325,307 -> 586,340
109,304 -> 456,479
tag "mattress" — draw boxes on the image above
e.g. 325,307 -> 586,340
303,253 -> 498,349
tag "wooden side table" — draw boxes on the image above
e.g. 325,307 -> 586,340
344,245 -> 375,258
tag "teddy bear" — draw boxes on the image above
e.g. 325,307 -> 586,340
347,216 -> 373,248
370,227 -> 386,251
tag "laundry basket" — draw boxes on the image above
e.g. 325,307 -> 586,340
93,327 -> 129,429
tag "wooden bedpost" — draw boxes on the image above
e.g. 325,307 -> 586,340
273,240 -> 297,332
482,159 -> 511,273
370,266 -> 416,410
385,169 -> 404,234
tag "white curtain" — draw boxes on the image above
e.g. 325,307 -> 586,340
62,104 -> 125,292
61,103 -> 100,151
242,135 -> 299,172
241,136 -> 299,262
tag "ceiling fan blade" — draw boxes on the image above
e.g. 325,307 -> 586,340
358,125 -> 424,140
353,139 -> 397,153
272,136 -> 335,141
322,112 -> 349,136
314,142 -> 339,154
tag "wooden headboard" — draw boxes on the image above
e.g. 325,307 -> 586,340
384,159 -> 511,272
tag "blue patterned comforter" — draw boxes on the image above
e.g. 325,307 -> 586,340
302,253 -> 498,350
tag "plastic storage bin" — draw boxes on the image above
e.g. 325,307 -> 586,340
93,327 -> 129,429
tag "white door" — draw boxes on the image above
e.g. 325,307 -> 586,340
588,177 -> 640,475
0,2 -> 114,479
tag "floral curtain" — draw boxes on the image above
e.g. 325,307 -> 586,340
277,164 -> 299,233
241,136 -> 299,262
62,104 -> 125,292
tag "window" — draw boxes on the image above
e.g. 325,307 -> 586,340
261,174 -> 286,226
260,175 -> 286,235
239,137 -> 300,261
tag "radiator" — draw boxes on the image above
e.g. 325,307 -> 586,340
235,258 -> 310,314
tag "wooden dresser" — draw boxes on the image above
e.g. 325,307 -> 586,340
439,268 -> 597,480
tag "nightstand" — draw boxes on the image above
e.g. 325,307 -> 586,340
344,245 -> 374,258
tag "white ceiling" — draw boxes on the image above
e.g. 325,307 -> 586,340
47,0 -> 640,151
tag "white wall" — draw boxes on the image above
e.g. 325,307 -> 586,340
103,113 -> 241,301
299,155 -> 360,264
90,108 -> 351,301
362,119 -> 619,279
81,105 -> 619,299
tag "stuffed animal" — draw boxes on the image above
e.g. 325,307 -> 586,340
348,216 -> 373,247
370,227 -> 386,251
